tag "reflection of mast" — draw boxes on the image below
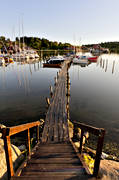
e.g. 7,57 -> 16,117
22,17 -> 24,51
112,60 -> 115,74
34,63 -> 36,72
38,61 -> 40,70
21,63 -> 27,94
22,63 -> 30,95
16,63 -> 22,87
29,63 -> 32,75
1,66 -> 6,89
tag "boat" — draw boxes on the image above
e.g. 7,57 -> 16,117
43,56 -> 64,68
13,49 -> 39,60
88,56 -> 98,62
4,55 -> 14,63
73,55 -> 89,64
43,63 -> 62,68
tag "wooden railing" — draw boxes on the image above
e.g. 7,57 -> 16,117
1,121 -> 41,179
72,121 -> 105,177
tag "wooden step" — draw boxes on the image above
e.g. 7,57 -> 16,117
12,174 -> 92,180
21,164 -> 83,171
31,153 -> 78,159
20,170 -> 86,176
21,167 -> 85,173
27,157 -> 81,164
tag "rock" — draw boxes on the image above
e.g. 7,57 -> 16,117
0,124 -> 6,138
101,152 -> 109,160
100,160 -> 119,180
18,145 -> 26,151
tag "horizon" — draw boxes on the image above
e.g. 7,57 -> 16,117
0,0 -> 119,45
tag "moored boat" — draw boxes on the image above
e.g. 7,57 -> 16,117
73,55 -> 89,64
88,56 -> 98,62
43,55 -> 64,68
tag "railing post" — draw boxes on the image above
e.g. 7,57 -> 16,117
54,77 -> 57,86
27,128 -> 31,155
73,124 -> 78,141
50,85 -> 53,97
93,129 -> 105,177
79,129 -> 84,154
36,125 -> 40,143
46,97 -> 50,108
2,128 -> 14,179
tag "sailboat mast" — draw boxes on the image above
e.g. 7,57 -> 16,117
19,18 -> 21,52
22,17 -> 24,51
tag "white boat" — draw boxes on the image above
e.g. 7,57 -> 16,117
47,55 -> 65,64
13,50 -> 39,60
73,55 -> 89,64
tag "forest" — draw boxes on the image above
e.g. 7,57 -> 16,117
0,36 -> 73,51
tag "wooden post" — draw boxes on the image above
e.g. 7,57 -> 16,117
50,85 -> 53,97
3,128 -> 14,179
57,72 -> 59,79
46,97 -> 50,107
93,129 -> 105,177
54,77 -> 57,85
105,60 -> 108,72
28,128 -> 31,155
73,124 -> 78,141
79,129 -> 84,154
112,60 -> 115,74
36,125 -> 40,143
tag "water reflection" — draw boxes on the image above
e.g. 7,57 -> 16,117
0,52 -> 119,148
97,54 -> 119,76
69,54 -> 119,145
0,56 -> 58,126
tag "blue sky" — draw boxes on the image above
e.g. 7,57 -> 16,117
0,0 -> 119,45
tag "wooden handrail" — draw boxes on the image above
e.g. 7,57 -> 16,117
2,121 -> 40,137
1,121 -> 41,180
72,120 -> 105,177
73,121 -> 104,136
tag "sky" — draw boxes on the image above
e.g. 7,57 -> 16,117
0,0 -> 119,45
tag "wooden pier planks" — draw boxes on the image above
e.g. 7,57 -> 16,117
13,142 -> 91,180
42,60 -> 70,143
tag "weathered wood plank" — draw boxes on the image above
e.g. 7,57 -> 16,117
41,60 -> 70,143
12,174 -> 92,180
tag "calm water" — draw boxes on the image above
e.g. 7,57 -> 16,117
69,54 -> 119,144
0,58 -> 58,126
0,53 -> 119,146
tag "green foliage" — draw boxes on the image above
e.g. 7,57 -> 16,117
20,36 -> 72,50
0,35 -> 73,51
84,41 -> 119,53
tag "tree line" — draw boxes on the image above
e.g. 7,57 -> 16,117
84,42 -> 119,53
1,35 -> 119,53
0,36 -> 73,51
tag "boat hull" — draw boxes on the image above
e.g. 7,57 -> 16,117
43,63 -> 62,68
88,56 -> 98,62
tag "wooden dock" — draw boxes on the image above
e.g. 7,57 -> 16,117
11,60 -> 92,179
1,60 -> 105,180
